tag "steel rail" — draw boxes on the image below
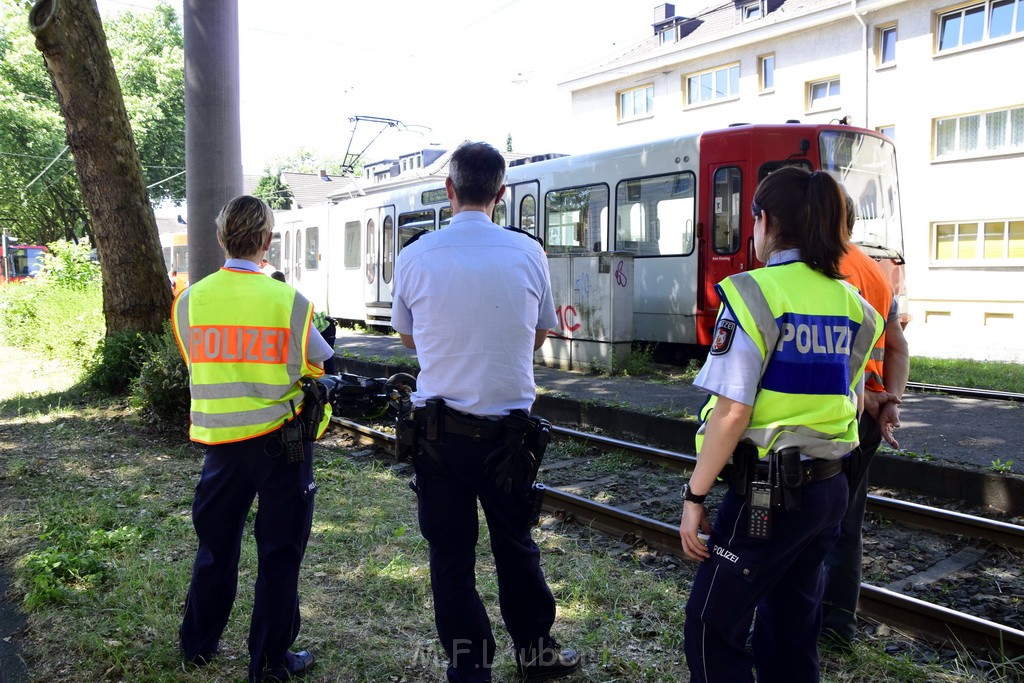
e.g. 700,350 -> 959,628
540,490 -> 1024,659
858,585 -> 1024,658
906,382 -> 1024,402
552,424 -> 1024,551
866,494 -> 1024,551
329,417 -> 1024,658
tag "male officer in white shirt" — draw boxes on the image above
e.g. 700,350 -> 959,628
392,141 -> 578,683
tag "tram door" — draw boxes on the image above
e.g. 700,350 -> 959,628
697,163 -> 749,343
508,181 -> 540,240
363,205 -> 397,322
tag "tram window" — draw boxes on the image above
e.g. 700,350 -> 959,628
284,233 -> 291,270
382,215 -> 394,284
268,234 -> 281,270
545,185 -> 609,254
520,195 -> 537,233
398,210 -> 434,252
305,227 -> 319,271
365,218 -> 376,284
175,245 -> 188,271
615,172 -> 696,257
493,200 -> 507,226
344,221 -> 360,269
712,167 -> 742,254
295,231 -> 303,276
757,159 -> 812,182
440,206 -> 453,228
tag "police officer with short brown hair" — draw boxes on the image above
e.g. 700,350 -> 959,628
172,195 -> 334,682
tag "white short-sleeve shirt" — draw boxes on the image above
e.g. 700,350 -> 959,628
392,211 -> 558,416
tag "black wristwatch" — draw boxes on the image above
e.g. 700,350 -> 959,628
681,483 -> 707,504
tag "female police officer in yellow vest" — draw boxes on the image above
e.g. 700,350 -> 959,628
171,195 -> 334,682
678,167 -> 883,683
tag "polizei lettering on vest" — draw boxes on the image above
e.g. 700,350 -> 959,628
775,322 -> 850,355
190,325 -> 289,364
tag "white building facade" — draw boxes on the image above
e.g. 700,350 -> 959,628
561,0 -> 1024,361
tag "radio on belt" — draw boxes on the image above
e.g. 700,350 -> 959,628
746,480 -> 773,539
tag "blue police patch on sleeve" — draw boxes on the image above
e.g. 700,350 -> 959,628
710,319 -> 737,356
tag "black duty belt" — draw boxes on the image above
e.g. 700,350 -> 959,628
413,407 -> 504,441
753,457 -> 845,485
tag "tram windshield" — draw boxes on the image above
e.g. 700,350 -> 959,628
819,131 -> 904,261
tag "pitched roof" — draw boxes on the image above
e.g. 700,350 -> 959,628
352,145 -> 541,197
281,171 -> 363,207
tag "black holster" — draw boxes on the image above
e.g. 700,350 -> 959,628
777,446 -> 803,512
730,441 -> 759,497
297,378 -> 328,441
396,416 -> 418,462
484,410 -> 550,493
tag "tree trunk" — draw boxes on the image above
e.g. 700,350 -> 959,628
29,0 -> 172,336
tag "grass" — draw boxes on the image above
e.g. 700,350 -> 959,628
0,346 -> 1018,681
909,357 -> 1024,393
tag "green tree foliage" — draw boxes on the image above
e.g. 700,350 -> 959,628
105,3 -> 185,203
253,173 -> 293,210
270,146 -> 362,177
0,0 -> 84,246
0,1 -> 184,246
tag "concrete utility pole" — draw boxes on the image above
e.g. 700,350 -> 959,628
183,0 -> 242,282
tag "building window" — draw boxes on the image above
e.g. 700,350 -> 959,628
758,54 -> 775,92
618,84 -> 654,121
660,25 -> 678,44
937,0 -> 1024,51
877,124 -> 896,140
878,25 -> 897,64
934,105 -> 1024,159
807,77 -> 841,110
933,219 -> 1024,263
685,64 -> 740,106
742,1 -> 763,21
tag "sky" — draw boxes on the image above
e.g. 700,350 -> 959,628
96,0 -> 657,175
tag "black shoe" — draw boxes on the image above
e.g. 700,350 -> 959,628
516,639 -> 580,681
185,651 -> 217,666
285,650 -> 316,678
820,628 -> 855,655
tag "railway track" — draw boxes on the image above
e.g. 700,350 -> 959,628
329,415 -> 1024,659
903,382 -> 1023,402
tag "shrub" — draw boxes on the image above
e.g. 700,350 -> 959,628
0,239 -> 104,366
131,322 -> 190,428
84,330 -> 159,395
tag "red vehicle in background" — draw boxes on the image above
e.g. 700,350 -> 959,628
1,240 -> 48,283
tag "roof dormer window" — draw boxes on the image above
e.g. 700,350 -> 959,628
742,1 -> 763,21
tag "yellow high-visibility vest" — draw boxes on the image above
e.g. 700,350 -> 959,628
696,261 -> 883,461
171,267 -> 324,445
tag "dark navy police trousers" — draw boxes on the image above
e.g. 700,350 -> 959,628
179,430 -> 316,682
684,472 -> 848,683
822,414 -> 882,640
412,431 -> 556,683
